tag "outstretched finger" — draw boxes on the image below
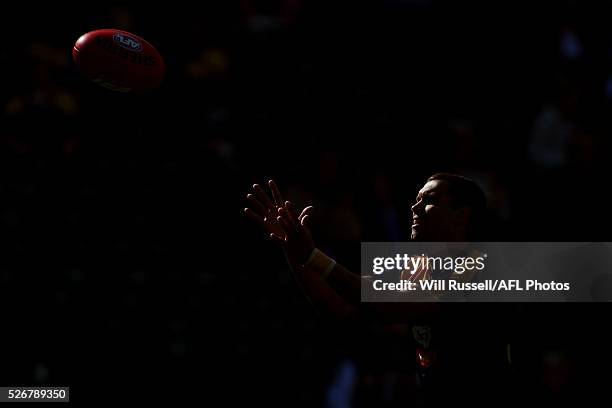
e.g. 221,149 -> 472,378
246,194 -> 267,217
244,207 -> 266,228
301,214 -> 311,231
278,207 -> 298,230
301,214 -> 314,236
277,214 -> 295,237
285,201 -> 301,225
298,206 -> 314,222
253,184 -> 275,211
269,180 -> 284,207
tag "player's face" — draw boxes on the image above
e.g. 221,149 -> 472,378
411,180 -> 465,241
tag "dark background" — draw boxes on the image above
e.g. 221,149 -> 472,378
1,0 -> 611,405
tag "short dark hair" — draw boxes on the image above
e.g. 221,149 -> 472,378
427,173 -> 487,240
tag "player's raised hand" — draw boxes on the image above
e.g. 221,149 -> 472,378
271,200 -> 316,267
244,180 -> 312,241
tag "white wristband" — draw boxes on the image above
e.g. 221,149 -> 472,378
303,248 -> 336,281
304,248 -> 319,267
321,259 -> 337,281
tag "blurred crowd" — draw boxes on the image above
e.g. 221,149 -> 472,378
1,0 -> 612,405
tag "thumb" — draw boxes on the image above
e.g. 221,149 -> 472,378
301,214 -> 312,234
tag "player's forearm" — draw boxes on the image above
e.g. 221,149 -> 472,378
300,268 -> 358,319
300,249 -> 442,323
284,250 -> 357,319
298,249 -> 360,303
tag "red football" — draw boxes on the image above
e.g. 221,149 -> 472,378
73,29 -> 165,92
